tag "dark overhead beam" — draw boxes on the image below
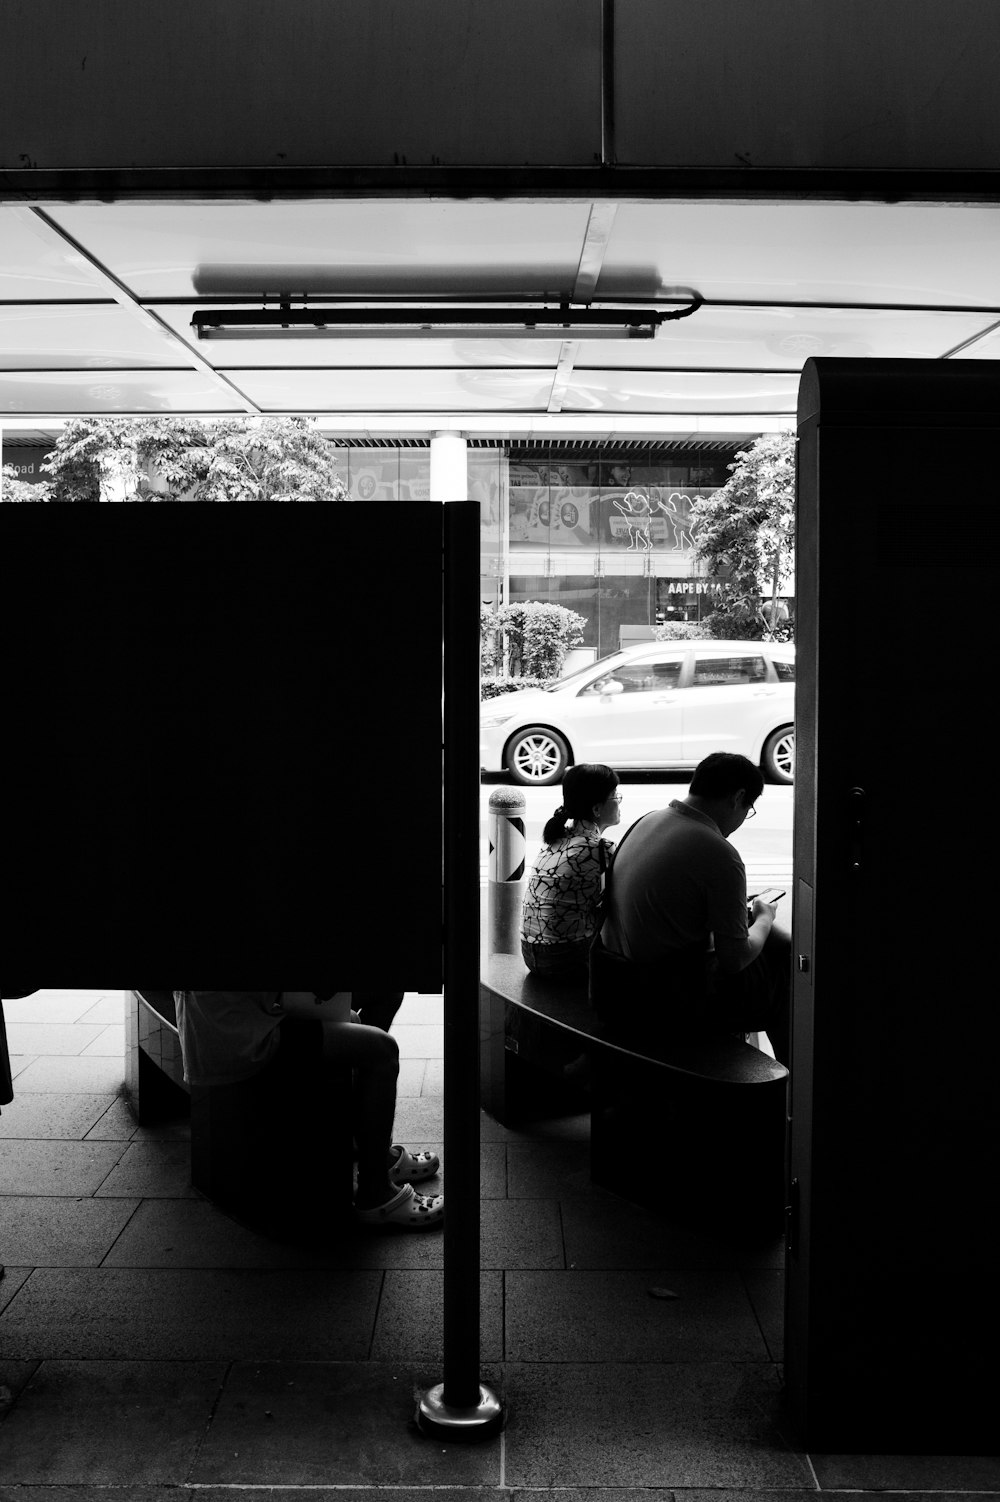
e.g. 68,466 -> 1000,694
3,165 -> 1000,205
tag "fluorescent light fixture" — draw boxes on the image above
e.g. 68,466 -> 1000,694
191,303 -> 697,341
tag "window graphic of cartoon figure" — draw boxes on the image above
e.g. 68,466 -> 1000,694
652,492 -> 698,551
612,490 -> 653,550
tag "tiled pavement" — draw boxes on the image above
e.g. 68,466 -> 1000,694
1,990 -> 997,1498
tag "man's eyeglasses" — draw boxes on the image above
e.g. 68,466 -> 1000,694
744,803 -> 757,819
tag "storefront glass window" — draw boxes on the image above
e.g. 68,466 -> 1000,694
398,452 -> 430,501
347,447 -> 400,500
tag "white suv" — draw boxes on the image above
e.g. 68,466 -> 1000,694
480,639 -> 795,787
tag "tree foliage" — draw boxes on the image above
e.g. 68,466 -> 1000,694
30,416 -> 348,504
688,431 -> 796,639
1,465 -> 54,502
196,417 -> 348,503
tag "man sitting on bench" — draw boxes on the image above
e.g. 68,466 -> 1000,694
595,752 -> 791,1064
173,991 -> 444,1230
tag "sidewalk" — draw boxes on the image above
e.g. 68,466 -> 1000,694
1,991 -> 997,1496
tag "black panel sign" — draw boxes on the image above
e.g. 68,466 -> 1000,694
2,504 -> 444,987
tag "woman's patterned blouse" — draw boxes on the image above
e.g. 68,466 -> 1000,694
520,823 -> 615,946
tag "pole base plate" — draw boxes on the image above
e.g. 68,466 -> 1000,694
415,1382 -> 503,1442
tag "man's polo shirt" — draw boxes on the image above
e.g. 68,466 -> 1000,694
601,800 -> 748,962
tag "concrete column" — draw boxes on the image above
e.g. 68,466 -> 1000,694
430,431 -> 468,503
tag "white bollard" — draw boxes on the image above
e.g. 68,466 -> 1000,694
487,787 -> 527,954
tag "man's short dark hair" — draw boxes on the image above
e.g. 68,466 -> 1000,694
689,751 -> 765,802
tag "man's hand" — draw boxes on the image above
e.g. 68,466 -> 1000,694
750,895 -> 778,924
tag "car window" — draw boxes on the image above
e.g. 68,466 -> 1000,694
691,654 -> 767,686
772,657 -> 795,682
580,658 -> 684,695
544,651 -> 628,692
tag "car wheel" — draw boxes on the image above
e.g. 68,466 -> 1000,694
505,727 -> 570,786
762,726 -> 795,784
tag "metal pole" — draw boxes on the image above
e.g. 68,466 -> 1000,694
415,500 -> 502,1442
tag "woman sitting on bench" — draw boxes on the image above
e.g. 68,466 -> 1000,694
520,763 -> 622,979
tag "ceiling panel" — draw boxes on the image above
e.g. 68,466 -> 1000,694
560,371 -> 800,415
46,202 -> 593,299
574,306 -> 1000,368
0,304 -> 191,369
0,211 -> 110,299
595,203 -> 1000,307
0,370 -> 245,415
232,367 -> 556,412
948,322 -> 1000,358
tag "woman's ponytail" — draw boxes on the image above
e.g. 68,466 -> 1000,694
542,804 -> 571,846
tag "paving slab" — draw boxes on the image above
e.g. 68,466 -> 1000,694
84,1095 -> 141,1140
396,1058 -> 427,1096
78,991 -> 128,1023
371,1270 -> 503,1361
0,1266 -> 382,1362
2,1024 -> 106,1057
810,1453 -> 1000,1489
4,1055 -> 37,1081
558,1196 -> 784,1272
422,1057 -> 445,1093
191,1360 -> 502,1485
1,993 -> 107,1024
389,1024 -> 444,1060
93,1140 -> 198,1198
0,1357 -> 39,1406
7,1056 -> 126,1094
131,1114 -> 191,1142
0,1197 -> 139,1266
560,1194 -> 744,1271
674,1493 -> 832,1502
0,1358 -> 226,1484
502,1361 -> 812,1489
0,1490 -> 180,1502
0,1139 -> 126,1195
391,1095 -> 444,1141
506,1139 -> 595,1199
0,1092 -> 119,1140
193,1493 -> 496,1502
0,1267 -> 33,1315
743,1268 -> 784,1362
478,1107 -> 516,1143
395,995 -> 444,1024
81,1023 -> 126,1056
481,1198 -> 564,1270
102,1197 -> 345,1269
506,1270 -> 771,1363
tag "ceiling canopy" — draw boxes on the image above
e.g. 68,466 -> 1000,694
2,197 -> 998,444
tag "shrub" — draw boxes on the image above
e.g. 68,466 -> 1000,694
653,621 -> 711,640
481,676 -> 552,700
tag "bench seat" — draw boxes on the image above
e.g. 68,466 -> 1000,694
126,990 -> 353,1233
481,950 -> 789,1224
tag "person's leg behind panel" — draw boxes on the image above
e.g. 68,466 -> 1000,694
320,1019 -> 444,1230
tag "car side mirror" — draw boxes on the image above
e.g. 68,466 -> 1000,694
599,680 -> 625,698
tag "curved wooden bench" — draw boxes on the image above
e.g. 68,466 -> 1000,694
480,951 -> 789,1223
